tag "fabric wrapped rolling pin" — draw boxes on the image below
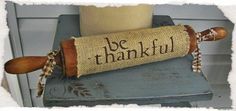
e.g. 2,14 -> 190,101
5,25 -> 227,78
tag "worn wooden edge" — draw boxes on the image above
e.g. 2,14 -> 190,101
60,39 -> 77,77
43,91 -> 213,107
184,25 -> 197,54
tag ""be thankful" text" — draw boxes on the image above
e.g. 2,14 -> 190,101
93,37 -> 175,65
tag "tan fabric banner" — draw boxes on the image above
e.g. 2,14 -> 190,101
74,25 -> 190,77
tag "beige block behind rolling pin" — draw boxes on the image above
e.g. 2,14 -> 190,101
79,5 -> 154,36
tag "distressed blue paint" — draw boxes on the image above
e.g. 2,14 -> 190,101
43,15 -> 212,107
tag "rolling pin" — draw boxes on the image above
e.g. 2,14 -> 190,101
5,25 -> 227,78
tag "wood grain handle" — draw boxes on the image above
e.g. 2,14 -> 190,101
187,26 -> 227,54
4,56 -> 48,74
4,53 -> 62,74
199,27 -> 227,41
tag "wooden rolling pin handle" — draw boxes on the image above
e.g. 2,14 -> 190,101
4,53 -> 62,74
187,26 -> 227,54
4,56 -> 47,74
199,27 -> 227,41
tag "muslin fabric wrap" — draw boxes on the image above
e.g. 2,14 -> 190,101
74,25 -> 190,78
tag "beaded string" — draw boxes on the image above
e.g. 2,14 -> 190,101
37,50 -> 59,97
192,29 -> 217,73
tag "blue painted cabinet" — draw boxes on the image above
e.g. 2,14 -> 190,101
43,15 -> 212,107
